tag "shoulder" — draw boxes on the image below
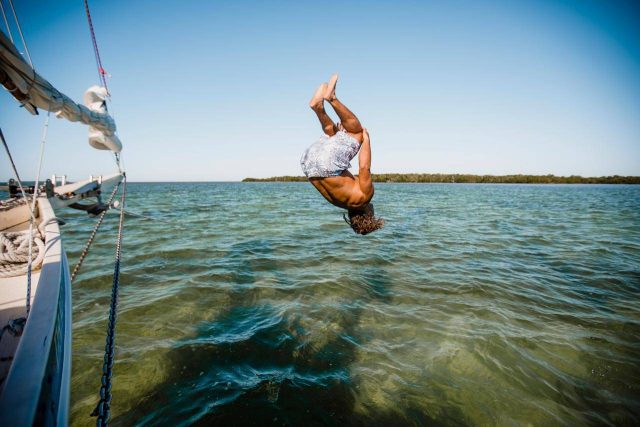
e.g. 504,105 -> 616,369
348,185 -> 372,207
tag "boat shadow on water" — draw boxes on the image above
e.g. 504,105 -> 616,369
111,237 -> 464,426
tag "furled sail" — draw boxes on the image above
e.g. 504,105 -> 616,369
0,30 -> 122,152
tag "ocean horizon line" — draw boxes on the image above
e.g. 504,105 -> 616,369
2,173 -> 640,186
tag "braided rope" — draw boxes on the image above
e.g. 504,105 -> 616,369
71,179 -> 122,282
92,175 -> 126,426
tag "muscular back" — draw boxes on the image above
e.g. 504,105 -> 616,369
309,128 -> 374,210
310,171 -> 371,210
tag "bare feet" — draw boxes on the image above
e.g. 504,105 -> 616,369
324,73 -> 338,101
310,83 -> 327,109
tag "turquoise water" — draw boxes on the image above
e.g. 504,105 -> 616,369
64,183 -> 640,426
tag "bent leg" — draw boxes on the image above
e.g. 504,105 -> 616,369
328,97 -> 363,142
310,82 -> 337,136
324,74 -> 363,142
312,105 -> 338,136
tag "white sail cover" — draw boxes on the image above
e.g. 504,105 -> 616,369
0,31 -> 122,152
83,86 -> 121,151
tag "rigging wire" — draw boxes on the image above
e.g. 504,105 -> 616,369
7,0 -> 33,68
0,128 -> 37,225
0,0 -> 14,43
107,100 -> 123,172
83,0 -> 109,93
25,111 -> 50,316
83,0 -> 123,173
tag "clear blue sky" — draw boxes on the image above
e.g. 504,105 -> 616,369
1,0 -> 639,181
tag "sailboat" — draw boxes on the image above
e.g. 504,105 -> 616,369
0,2 -> 124,425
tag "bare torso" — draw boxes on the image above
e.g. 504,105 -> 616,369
309,170 -> 372,210
305,75 -> 374,212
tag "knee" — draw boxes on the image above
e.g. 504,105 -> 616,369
324,124 -> 337,136
344,119 -> 362,133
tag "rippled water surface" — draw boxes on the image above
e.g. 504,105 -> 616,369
64,183 -> 640,426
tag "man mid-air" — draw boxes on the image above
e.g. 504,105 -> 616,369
300,74 -> 384,235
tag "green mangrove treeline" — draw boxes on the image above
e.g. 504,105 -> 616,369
243,174 -> 640,184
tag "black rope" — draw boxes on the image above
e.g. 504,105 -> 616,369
91,174 -> 126,426
71,178 -> 122,282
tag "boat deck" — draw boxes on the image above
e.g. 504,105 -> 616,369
0,202 -> 48,394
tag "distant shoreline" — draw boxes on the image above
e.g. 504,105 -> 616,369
2,175 -> 639,187
242,174 -> 640,184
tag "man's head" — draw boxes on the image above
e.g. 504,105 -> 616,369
345,204 -> 384,235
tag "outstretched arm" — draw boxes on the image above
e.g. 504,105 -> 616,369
357,128 -> 374,201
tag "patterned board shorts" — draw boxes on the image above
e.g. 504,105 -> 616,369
300,131 -> 361,178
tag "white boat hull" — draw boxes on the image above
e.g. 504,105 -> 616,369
0,196 -> 71,425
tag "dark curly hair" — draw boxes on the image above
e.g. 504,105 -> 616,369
344,204 -> 384,235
